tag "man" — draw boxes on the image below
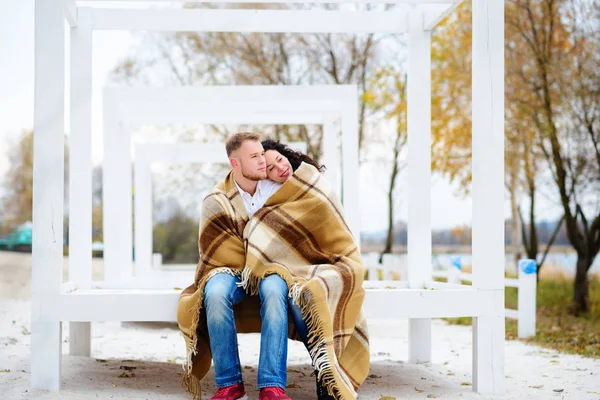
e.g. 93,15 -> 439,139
177,133 -> 293,400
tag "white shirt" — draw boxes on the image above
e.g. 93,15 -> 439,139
234,179 -> 282,219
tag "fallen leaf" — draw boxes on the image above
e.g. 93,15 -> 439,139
96,359 -> 107,363
431,385 -> 441,388
550,360 -> 559,364
529,385 -> 543,389
167,358 -> 177,363
553,389 -> 564,393
369,374 -> 382,379
174,287 -> 182,290
119,366 -> 136,371
118,372 -> 129,378
1,369 -> 10,373
243,366 -> 253,370
415,387 -> 425,392
446,372 -> 455,376
286,383 -> 301,389
460,382 -> 472,386
379,396 -> 396,400
287,368 -> 302,373
427,395 -> 439,399
112,384 -> 117,388
21,326 -> 31,335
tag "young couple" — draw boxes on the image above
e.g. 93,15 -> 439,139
177,133 -> 370,400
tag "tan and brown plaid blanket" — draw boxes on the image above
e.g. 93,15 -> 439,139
177,163 -> 369,399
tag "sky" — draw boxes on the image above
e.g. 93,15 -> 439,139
0,1 -> 563,233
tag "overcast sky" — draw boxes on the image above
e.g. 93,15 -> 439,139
0,1 -> 564,233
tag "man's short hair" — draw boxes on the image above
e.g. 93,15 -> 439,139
225,132 -> 261,158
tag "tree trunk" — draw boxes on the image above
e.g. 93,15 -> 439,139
380,158 -> 399,263
509,174 -> 522,272
572,254 -> 591,315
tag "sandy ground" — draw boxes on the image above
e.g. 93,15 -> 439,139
1,251 -> 599,399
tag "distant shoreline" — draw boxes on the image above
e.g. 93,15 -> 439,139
360,244 -> 578,255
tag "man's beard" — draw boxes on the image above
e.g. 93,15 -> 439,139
240,163 -> 266,181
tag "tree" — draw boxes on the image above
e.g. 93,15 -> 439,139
508,0 -> 600,313
1,131 -> 69,233
364,66 -> 408,260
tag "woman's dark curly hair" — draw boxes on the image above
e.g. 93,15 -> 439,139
261,139 -> 326,173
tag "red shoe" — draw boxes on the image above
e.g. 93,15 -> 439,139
210,383 -> 248,400
258,386 -> 292,400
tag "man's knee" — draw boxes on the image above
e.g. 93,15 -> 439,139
259,274 -> 288,300
205,274 -> 236,306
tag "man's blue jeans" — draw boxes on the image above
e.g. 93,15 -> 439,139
204,273 -> 309,389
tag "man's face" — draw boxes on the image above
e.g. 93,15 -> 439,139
232,140 -> 267,181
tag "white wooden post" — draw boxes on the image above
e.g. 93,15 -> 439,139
322,117 -> 341,199
31,0 -> 64,390
518,259 -> 537,338
471,0 -> 506,394
69,7 -> 93,357
152,253 -> 163,270
382,253 -> 394,281
341,89 -> 361,241
407,6 -> 432,364
448,264 -> 461,285
134,149 -> 153,276
363,253 -> 379,281
103,95 -> 133,283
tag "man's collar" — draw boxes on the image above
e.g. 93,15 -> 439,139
234,178 -> 264,197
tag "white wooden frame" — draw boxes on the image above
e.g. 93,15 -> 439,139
102,86 -> 352,284
33,0 -> 505,395
133,141 -> 308,278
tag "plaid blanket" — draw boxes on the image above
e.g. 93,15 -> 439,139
241,163 -> 370,399
177,163 -> 369,399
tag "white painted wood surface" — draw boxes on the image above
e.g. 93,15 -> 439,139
103,93 -> 133,284
31,0 -> 64,390
33,0 -> 506,394
471,0 -> 505,394
133,142 -> 309,277
88,8 -> 409,33
407,7 -> 433,364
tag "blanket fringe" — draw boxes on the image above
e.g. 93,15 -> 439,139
293,283 -> 343,399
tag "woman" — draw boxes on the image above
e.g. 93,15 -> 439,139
261,139 -> 325,183
255,139 -> 368,400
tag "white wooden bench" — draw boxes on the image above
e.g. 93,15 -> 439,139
32,0 -> 506,395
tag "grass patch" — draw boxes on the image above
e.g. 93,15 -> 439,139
444,275 -> 600,358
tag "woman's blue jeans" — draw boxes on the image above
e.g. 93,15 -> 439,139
204,273 -> 309,389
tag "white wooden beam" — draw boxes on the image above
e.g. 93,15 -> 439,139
69,7 -> 93,291
88,8 -> 408,33
80,0 -> 457,4
423,1 -> 462,30
340,89 -> 360,241
32,0 -> 64,391
471,0 -> 505,394
63,0 -> 77,27
103,94 -> 133,283
68,6 -> 92,358
107,85 -> 355,103
407,6 -> 432,364
118,101 -> 341,125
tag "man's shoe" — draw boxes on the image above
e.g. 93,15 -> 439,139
258,386 -> 292,400
210,383 -> 248,400
316,376 -> 336,400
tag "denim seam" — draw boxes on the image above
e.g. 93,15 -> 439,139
256,381 -> 286,389
215,376 -> 244,389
